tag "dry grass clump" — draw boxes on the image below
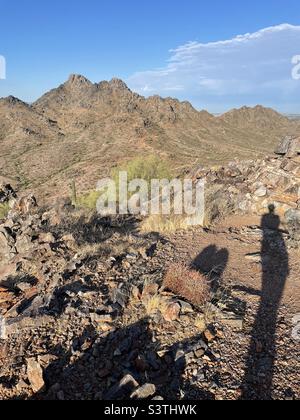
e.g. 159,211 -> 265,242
0,203 -> 9,220
143,294 -> 168,316
194,314 -> 207,332
140,214 -> 190,234
163,263 -> 210,307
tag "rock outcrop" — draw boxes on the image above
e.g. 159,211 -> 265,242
0,184 -> 16,205
193,150 -> 300,234
275,136 -> 300,157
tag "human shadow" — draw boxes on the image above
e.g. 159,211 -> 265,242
241,205 -> 289,400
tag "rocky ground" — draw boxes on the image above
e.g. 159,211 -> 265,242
0,182 -> 299,401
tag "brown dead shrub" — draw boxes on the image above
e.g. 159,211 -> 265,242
163,263 -> 210,307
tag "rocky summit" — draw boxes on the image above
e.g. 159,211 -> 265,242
0,142 -> 299,400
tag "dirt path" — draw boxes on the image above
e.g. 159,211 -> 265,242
166,215 -> 300,400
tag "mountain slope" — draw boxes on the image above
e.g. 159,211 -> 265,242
0,96 -> 62,186
0,75 -> 299,200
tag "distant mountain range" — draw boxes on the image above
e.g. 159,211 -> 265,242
286,114 -> 300,120
0,74 -> 299,201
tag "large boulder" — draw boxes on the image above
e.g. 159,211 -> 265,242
285,208 -> 300,244
285,208 -> 300,224
0,225 -> 17,263
9,194 -> 38,220
0,184 -> 16,204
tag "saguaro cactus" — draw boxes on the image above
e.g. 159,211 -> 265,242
71,179 -> 78,206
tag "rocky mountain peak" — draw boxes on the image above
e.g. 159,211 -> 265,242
65,74 -> 93,89
0,96 -> 29,108
109,78 -> 131,92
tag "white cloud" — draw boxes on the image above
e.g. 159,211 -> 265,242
127,24 -> 300,112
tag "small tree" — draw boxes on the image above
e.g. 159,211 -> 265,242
74,155 -> 171,212
111,154 -> 171,193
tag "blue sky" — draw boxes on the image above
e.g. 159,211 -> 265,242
0,0 -> 300,112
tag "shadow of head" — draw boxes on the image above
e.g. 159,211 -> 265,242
268,204 -> 275,214
261,204 -> 280,230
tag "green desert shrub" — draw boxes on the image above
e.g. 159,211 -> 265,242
75,190 -> 101,210
0,203 -> 9,220
112,154 -> 171,188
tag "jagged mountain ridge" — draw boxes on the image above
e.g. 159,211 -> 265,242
0,74 -> 299,200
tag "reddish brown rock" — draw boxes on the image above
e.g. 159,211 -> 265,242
26,358 -> 45,393
161,302 -> 181,322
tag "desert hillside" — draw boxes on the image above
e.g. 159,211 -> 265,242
0,75 -> 299,201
